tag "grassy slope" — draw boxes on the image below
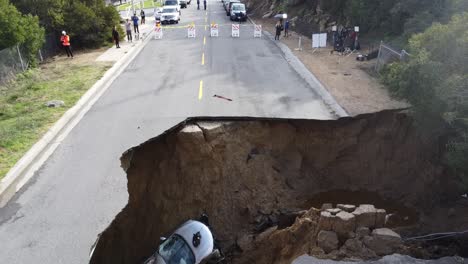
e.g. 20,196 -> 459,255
0,52 -> 112,179
117,0 -> 161,11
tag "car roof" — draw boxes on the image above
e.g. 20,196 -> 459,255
228,0 -> 240,3
232,3 -> 244,6
162,5 -> 178,9
173,220 -> 214,263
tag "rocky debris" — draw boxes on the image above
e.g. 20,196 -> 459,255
337,204 -> 356,213
318,211 -> 335,231
353,204 -> 377,228
363,228 -> 402,255
317,231 -> 339,253
333,211 -> 356,239
312,204 -> 403,260
321,203 -> 333,210
326,208 -> 342,215
375,209 -> 387,228
45,100 -> 64,107
356,226 -> 370,237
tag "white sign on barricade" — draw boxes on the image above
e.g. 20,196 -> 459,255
254,24 -> 262,38
154,26 -> 163,39
188,25 -> 196,38
210,24 -> 219,37
232,24 -> 240,37
312,33 -> 327,48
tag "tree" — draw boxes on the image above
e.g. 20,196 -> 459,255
382,12 -> 468,190
0,0 -> 45,64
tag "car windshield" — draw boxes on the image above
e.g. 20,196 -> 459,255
159,235 -> 195,264
163,8 -> 176,13
232,5 -> 245,11
165,1 -> 177,5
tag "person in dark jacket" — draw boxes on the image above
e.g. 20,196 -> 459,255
203,0 -> 206,10
275,21 -> 283,40
284,19 -> 289,37
140,9 -> 146,24
112,26 -> 120,48
197,0 -> 200,9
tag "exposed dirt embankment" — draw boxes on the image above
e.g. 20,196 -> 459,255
90,111 -> 462,264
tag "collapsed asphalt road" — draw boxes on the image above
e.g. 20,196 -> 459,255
90,111 -> 464,263
0,0 -> 336,263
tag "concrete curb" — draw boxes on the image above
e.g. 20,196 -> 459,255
248,17 -> 348,118
0,30 -> 155,207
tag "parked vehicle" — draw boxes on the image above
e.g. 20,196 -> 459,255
154,7 -> 163,21
160,6 -> 180,24
143,220 -> 224,264
164,0 -> 181,12
179,0 -> 188,8
230,3 -> 246,21
225,0 -> 240,15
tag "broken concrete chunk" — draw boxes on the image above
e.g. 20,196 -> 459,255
356,226 -> 370,237
333,211 -> 356,239
321,203 -> 333,210
310,246 -> 325,256
343,238 -> 378,259
375,209 -> 386,228
326,208 -> 342,215
179,124 -> 203,134
352,204 -> 377,228
317,230 -> 339,254
343,238 -> 364,253
363,228 -> 402,255
318,211 -> 335,231
337,204 -> 356,213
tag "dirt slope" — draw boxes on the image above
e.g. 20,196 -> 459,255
90,111 -> 461,264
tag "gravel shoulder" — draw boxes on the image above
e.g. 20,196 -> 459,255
253,18 -> 408,116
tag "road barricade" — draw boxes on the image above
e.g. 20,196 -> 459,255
254,24 -> 262,38
231,24 -> 240,37
188,24 -> 196,38
210,23 -> 219,37
154,26 -> 163,39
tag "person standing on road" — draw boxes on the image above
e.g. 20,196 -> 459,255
125,19 -> 132,42
197,0 -> 200,10
140,9 -> 146,24
284,19 -> 289,37
112,26 -> 121,48
132,13 -> 140,34
60,31 -> 73,58
203,0 -> 206,10
275,21 -> 282,40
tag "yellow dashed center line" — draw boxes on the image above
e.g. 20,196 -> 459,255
205,17 -> 207,23
202,53 -> 205,65
198,80 -> 203,100
203,36 -> 206,45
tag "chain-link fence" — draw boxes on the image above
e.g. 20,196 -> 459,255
0,45 -> 29,86
0,33 -> 61,85
375,41 -> 410,73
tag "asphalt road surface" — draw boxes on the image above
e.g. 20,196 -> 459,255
0,1 -> 334,264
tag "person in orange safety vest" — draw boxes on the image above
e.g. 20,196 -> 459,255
60,31 -> 73,58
